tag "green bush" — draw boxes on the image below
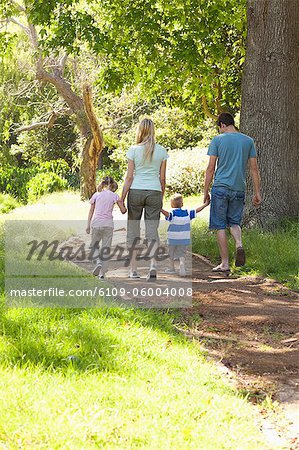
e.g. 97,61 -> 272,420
37,159 -> 80,189
37,159 -> 70,178
27,172 -> 68,202
166,148 -> 207,196
0,166 -> 37,202
0,193 -> 19,213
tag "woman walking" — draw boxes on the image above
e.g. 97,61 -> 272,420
119,118 -> 168,280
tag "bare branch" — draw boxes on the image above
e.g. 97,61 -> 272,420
9,17 -> 30,34
102,103 -> 147,131
28,23 -> 38,48
59,53 -> 68,75
16,112 -> 58,133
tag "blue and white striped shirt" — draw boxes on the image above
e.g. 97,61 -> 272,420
166,208 -> 196,246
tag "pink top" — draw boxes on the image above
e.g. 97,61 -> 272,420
90,190 -> 119,228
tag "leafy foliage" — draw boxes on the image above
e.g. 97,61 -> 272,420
166,148 -> 207,196
0,193 -> 19,213
11,117 -> 79,168
27,172 -> 68,202
0,167 -> 36,202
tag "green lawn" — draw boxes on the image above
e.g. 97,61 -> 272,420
0,192 -> 271,449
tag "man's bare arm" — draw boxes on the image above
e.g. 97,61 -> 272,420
203,156 -> 217,204
161,208 -> 170,218
249,157 -> 261,207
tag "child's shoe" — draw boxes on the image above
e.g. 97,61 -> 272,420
128,271 -> 140,279
165,268 -> 176,274
93,262 -> 102,276
179,258 -> 186,277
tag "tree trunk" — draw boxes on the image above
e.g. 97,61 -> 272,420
240,0 -> 299,228
80,137 -> 99,200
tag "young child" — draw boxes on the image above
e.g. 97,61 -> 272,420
161,193 -> 208,276
86,176 -> 126,279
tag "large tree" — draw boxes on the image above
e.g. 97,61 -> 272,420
240,0 -> 299,227
0,1 -> 104,199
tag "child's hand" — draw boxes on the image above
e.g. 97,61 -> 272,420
86,226 -> 90,234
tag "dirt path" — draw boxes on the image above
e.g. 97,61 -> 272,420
186,254 -> 299,448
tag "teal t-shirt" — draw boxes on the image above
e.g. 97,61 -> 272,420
208,132 -> 257,192
127,143 -> 169,191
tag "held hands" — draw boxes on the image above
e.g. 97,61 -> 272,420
86,226 -> 90,234
203,193 -> 210,206
118,199 -> 127,214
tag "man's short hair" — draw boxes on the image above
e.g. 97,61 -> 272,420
217,112 -> 235,127
170,193 -> 183,208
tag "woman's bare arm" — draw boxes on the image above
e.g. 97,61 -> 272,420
160,160 -> 167,197
120,159 -> 135,202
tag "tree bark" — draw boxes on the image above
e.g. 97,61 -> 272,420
240,0 -> 299,228
80,83 -> 104,199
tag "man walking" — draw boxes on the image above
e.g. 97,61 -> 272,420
204,112 -> 261,272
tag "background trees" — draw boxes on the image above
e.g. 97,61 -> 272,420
0,0 -> 246,197
1,0 -> 297,227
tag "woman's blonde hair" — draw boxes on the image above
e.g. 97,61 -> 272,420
136,118 -> 155,162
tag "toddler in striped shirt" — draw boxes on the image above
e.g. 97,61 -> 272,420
161,193 -> 208,276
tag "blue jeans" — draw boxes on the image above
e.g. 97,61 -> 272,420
209,186 -> 245,230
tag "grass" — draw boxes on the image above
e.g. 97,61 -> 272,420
0,306 -> 268,449
192,217 -> 299,290
0,192 -> 271,448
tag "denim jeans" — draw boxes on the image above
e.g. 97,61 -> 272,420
209,186 -> 245,230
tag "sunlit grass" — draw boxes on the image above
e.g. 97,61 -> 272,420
192,218 -> 299,290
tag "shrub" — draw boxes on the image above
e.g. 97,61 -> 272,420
37,159 -> 80,189
0,193 -> 19,213
37,159 -> 70,178
0,166 -> 37,203
166,148 -> 207,196
27,172 -> 67,202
